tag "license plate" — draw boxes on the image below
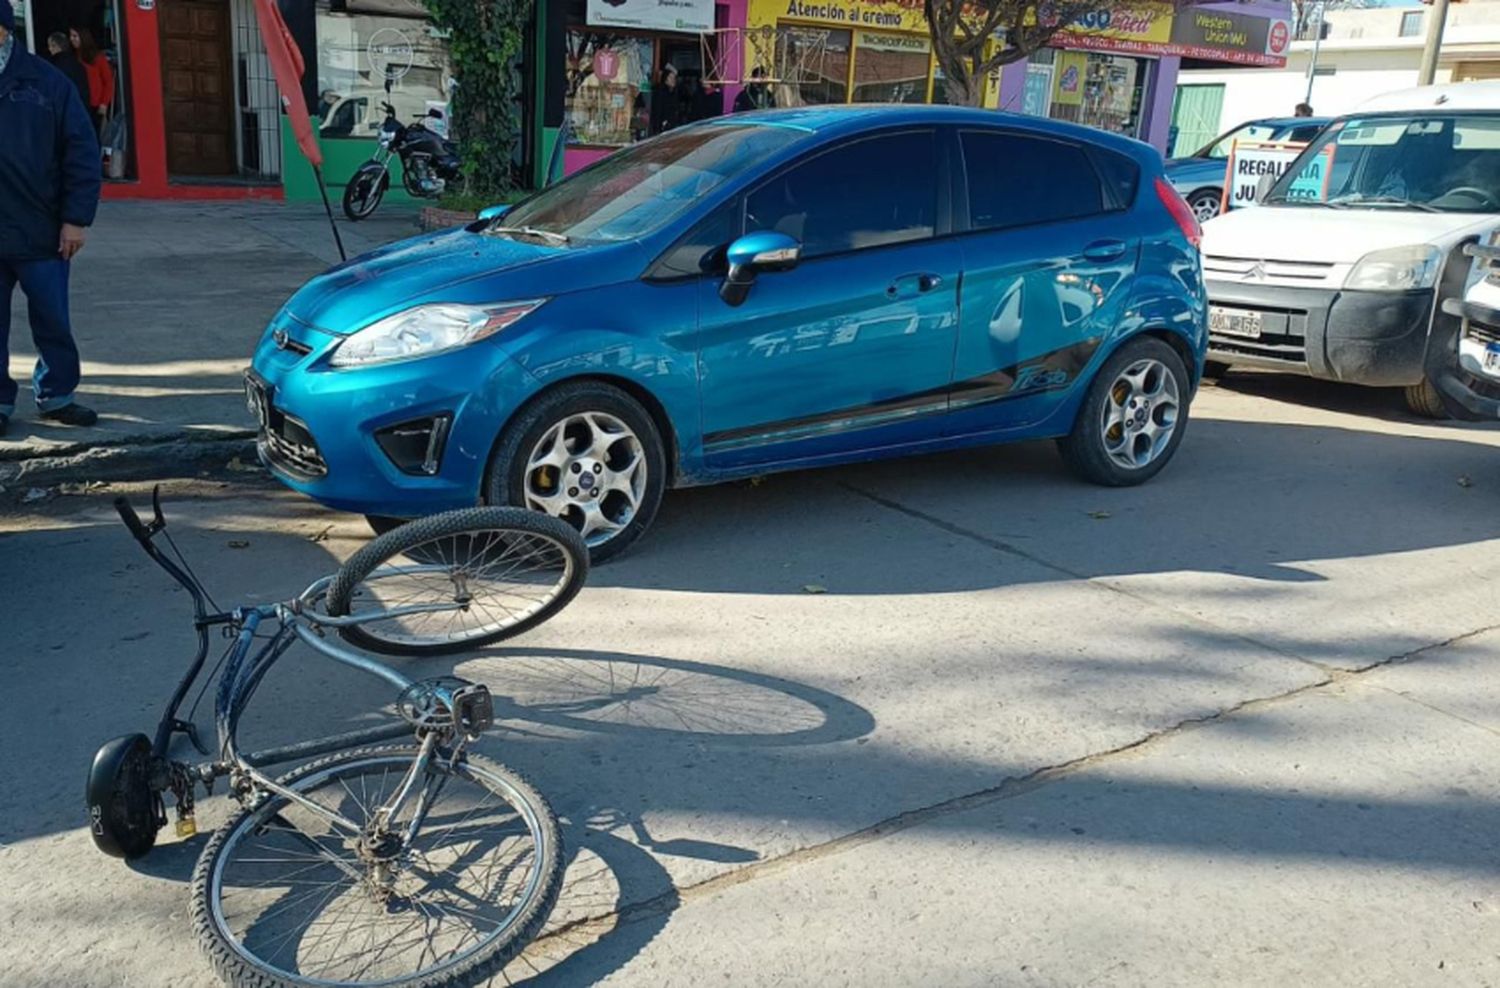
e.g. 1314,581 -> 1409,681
1484,344 -> 1500,376
1210,306 -> 1263,340
244,374 -> 270,429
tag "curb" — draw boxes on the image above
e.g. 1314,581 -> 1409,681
0,434 -> 257,489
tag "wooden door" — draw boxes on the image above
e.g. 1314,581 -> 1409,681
160,0 -> 235,176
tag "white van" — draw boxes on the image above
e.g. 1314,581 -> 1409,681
1200,81 -> 1500,416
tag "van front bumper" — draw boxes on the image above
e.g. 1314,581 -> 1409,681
1434,296 -> 1500,420
1206,281 -> 1434,387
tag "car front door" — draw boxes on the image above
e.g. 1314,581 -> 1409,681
695,128 -> 961,471
947,128 -> 1143,436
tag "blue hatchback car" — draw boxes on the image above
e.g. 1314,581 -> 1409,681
249,105 -> 1207,560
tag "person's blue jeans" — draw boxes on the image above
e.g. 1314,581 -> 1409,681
0,258 -> 79,417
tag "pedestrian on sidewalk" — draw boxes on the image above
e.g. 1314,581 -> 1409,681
47,31 -> 89,109
0,2 -> 102,436
70,26 -> 113,132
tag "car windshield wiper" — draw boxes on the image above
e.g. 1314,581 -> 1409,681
488,225 -> 571,245
1327,194 -> 1441,213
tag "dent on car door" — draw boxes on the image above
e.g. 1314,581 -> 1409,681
948,130 -> 1141,435
695,129 -> 962,470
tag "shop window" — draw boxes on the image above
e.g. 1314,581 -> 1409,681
960,131 -> 1104,231
1048,53 -> 1147,140
746,130 -> 936,259
774,25 -> 850,107
314,0 -> 453,141
851,30 -> 930,104
565,32 -> 654,147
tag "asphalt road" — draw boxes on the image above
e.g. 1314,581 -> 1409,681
3,374 -> 1499,987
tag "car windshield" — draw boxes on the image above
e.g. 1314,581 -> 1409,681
1198,122 -> 1278,159
494,124 -> 805,244
1263,112 -> 1500,213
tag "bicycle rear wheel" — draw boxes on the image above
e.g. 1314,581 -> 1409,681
326,507 -> 588,656
191,744 -> 563,988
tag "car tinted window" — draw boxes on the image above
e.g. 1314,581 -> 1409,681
961,131 -> 1104,230
1089,147 -> 1140,209
649,200 -> 741,279
745,130 -> 936,259
1287,124 -> 1324,144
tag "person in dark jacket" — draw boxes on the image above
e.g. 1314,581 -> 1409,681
47,32 -> 89,108
649,64 -> 682,135
733,67 -> 776,112
0,2 -> 102,435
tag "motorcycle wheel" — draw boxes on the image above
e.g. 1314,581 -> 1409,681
341,171 -> 385,221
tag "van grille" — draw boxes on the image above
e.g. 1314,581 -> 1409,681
1204,255 -> 1336,286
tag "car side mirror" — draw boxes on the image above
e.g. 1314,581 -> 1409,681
720,231 -> 802,307
477,204 -> 510,222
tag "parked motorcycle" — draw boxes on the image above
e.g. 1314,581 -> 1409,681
342,102 -> 461,221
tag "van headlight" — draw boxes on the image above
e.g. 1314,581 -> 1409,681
329,301 -> 545,368
1343,245 -> 1441,292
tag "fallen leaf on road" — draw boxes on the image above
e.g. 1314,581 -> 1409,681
1458,475 -> 1473,488
307,525 -> 333,543
226,457 -> 260,473
1088,510 -> 1112,520
227,539 -> 250,549
23,487 -> 49,503
802,584 -> 827,594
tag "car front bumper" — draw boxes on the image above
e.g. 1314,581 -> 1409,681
1435,296 -> 1500,420
247,317 -> 543,517
1206,281 -> 1434,387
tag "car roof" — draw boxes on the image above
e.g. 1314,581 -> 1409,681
1356,79 -> 1500,113
711,104 -> 1157,163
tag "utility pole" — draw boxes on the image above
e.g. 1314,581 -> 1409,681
1304,1 -> 1326,104
1418,0 -> 1451,85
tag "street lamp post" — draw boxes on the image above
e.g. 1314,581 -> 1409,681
1417,0 -> 1451,86
1304,0 -> 1326,104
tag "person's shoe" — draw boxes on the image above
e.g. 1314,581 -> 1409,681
40,403 -> 98,427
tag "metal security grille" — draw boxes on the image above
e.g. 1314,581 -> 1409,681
230,0 -> 284,180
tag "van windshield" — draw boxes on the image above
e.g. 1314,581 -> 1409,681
493,124 -> 804,244
1264,113 -> 1500,213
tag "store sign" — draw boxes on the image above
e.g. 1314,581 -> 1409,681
1223,141 -> 1305,211
855,30 -> 929,53
749,0 -> 929,34
588,0 -> 714,33
1169,8 -> 1290,67
1051,2 -> 1173,53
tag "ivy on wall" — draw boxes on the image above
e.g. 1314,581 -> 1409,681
423,0 -> 532,196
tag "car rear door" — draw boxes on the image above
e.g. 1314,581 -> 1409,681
947,128 -> 1143,435
695,128 -> 962,471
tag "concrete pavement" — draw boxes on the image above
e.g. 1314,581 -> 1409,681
0,201 -> 419,485
2,375 -> 1499,986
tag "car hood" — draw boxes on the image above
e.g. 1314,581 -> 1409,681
1202,205 -> 1500,263
282,227 -> 645,334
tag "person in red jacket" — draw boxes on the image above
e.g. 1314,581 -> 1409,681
69,26 -> 112,129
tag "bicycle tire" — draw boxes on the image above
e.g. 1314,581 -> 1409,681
190,744 -> 564,988
325,507 -> 588,656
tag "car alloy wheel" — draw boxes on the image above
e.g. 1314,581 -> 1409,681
1188,190 -> 1221,222
523,411 -> 648,547
1100,358 -> 1181,471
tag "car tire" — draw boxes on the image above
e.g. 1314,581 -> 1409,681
1058,336 -> 1191,487
1404,375 -> 1450,420
364,514 -> 408,537
485,381 -> 666,563
1186,188 -> 1222,223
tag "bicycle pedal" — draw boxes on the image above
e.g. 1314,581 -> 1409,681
452,683 -> 494,737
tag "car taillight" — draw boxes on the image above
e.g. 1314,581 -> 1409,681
1154,177 -> 1202,250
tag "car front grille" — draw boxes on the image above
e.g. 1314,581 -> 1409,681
261,410 -> 328,479
1204,254 -> 1336,287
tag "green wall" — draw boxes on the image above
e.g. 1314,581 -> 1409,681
280,118 -> 418,204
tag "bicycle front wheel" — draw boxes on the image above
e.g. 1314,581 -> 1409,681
191,745 -> 563,988
326,507 -> 588,656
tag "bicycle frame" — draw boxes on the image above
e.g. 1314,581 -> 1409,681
113,493 -> 473,839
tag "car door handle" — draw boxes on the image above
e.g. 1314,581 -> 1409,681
1081,239 -> 1128,262
887,273 -> 944,298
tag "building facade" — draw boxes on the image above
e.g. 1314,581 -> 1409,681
1175,0 -> 1500,156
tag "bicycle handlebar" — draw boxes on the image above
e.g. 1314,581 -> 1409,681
114,495 -> 150,545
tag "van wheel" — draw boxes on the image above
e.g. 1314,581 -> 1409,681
1404,376 -> 1450,419
485,382 -> 666,563
1059,337 -> 1191,487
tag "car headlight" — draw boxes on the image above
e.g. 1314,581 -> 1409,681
1344,245 -> 1441,292
328,301 -> 544,369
